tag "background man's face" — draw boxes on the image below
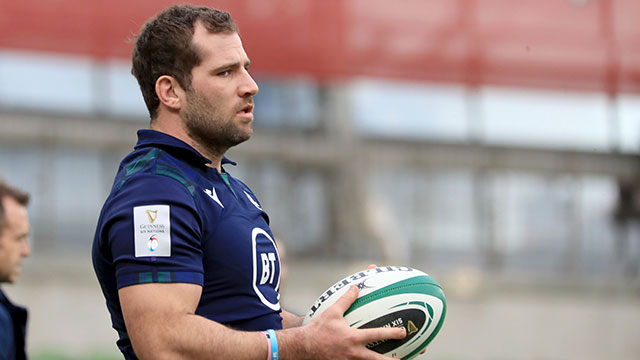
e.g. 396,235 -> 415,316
0,196 -> 30,283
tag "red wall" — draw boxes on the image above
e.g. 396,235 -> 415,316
1,0 -> 638,94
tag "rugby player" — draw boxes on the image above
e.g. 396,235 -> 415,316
92,4 -> 405,359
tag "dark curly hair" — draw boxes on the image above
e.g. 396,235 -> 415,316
131,4 -> 238,120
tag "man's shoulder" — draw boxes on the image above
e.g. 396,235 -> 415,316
114,146 -> 201,197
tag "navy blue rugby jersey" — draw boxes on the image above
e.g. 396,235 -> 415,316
92,130 -> 282,358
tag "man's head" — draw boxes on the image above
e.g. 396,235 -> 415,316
132,4 -> 259,157
132,4 -> 238,120
0,180 -> 30,284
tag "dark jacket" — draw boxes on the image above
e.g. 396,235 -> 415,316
0,288 -> 27,360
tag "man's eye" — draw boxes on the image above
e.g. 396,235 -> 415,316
218,70 -> 230,77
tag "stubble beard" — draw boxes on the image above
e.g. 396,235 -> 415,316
184,90 -> 252,157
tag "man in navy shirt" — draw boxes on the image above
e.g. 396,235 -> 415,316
0,180 -> 30,360
92,4 -> 405,359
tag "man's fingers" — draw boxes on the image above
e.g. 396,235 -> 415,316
367,264 -> 378,269
331,285 -> 359,313
320,284 -> 411,360
357,326 -> 406,344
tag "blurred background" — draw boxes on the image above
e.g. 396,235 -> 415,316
1,0 -> 639,359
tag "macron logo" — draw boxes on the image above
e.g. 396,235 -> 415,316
244,191 -> 262,210
204,187 -> 224,208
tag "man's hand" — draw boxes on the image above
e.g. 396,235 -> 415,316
281,286 -> 406,359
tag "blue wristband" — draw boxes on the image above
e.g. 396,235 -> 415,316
266,329 -> 279,360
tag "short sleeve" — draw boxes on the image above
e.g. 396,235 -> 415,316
102,174 -> 206,289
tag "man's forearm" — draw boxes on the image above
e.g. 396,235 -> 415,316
131,312 -> 269,360
141,312 -> 313,360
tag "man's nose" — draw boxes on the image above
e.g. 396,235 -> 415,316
238,69 -> 259,97
21,240 -> 31,257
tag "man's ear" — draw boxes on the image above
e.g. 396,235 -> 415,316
155,75 -> 185,111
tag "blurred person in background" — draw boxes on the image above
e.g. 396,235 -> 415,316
92,4 -> 405,360
0,179 -> 30,360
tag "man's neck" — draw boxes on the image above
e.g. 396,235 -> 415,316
150,119 -> 225,172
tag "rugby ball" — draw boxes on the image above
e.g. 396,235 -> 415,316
303,266 -> 446,360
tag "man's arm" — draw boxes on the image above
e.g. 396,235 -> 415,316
119,282 -> 267,360
119,283 -> 405,360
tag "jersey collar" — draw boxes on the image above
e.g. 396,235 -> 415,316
134,129 -> 236,167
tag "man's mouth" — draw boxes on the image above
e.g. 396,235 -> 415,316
238,103 -> 254,114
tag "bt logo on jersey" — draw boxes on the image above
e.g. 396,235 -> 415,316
251,228 -> 281,311
260,252 -> 277,285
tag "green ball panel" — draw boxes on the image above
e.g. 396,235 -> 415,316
345,275 -> 445,315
